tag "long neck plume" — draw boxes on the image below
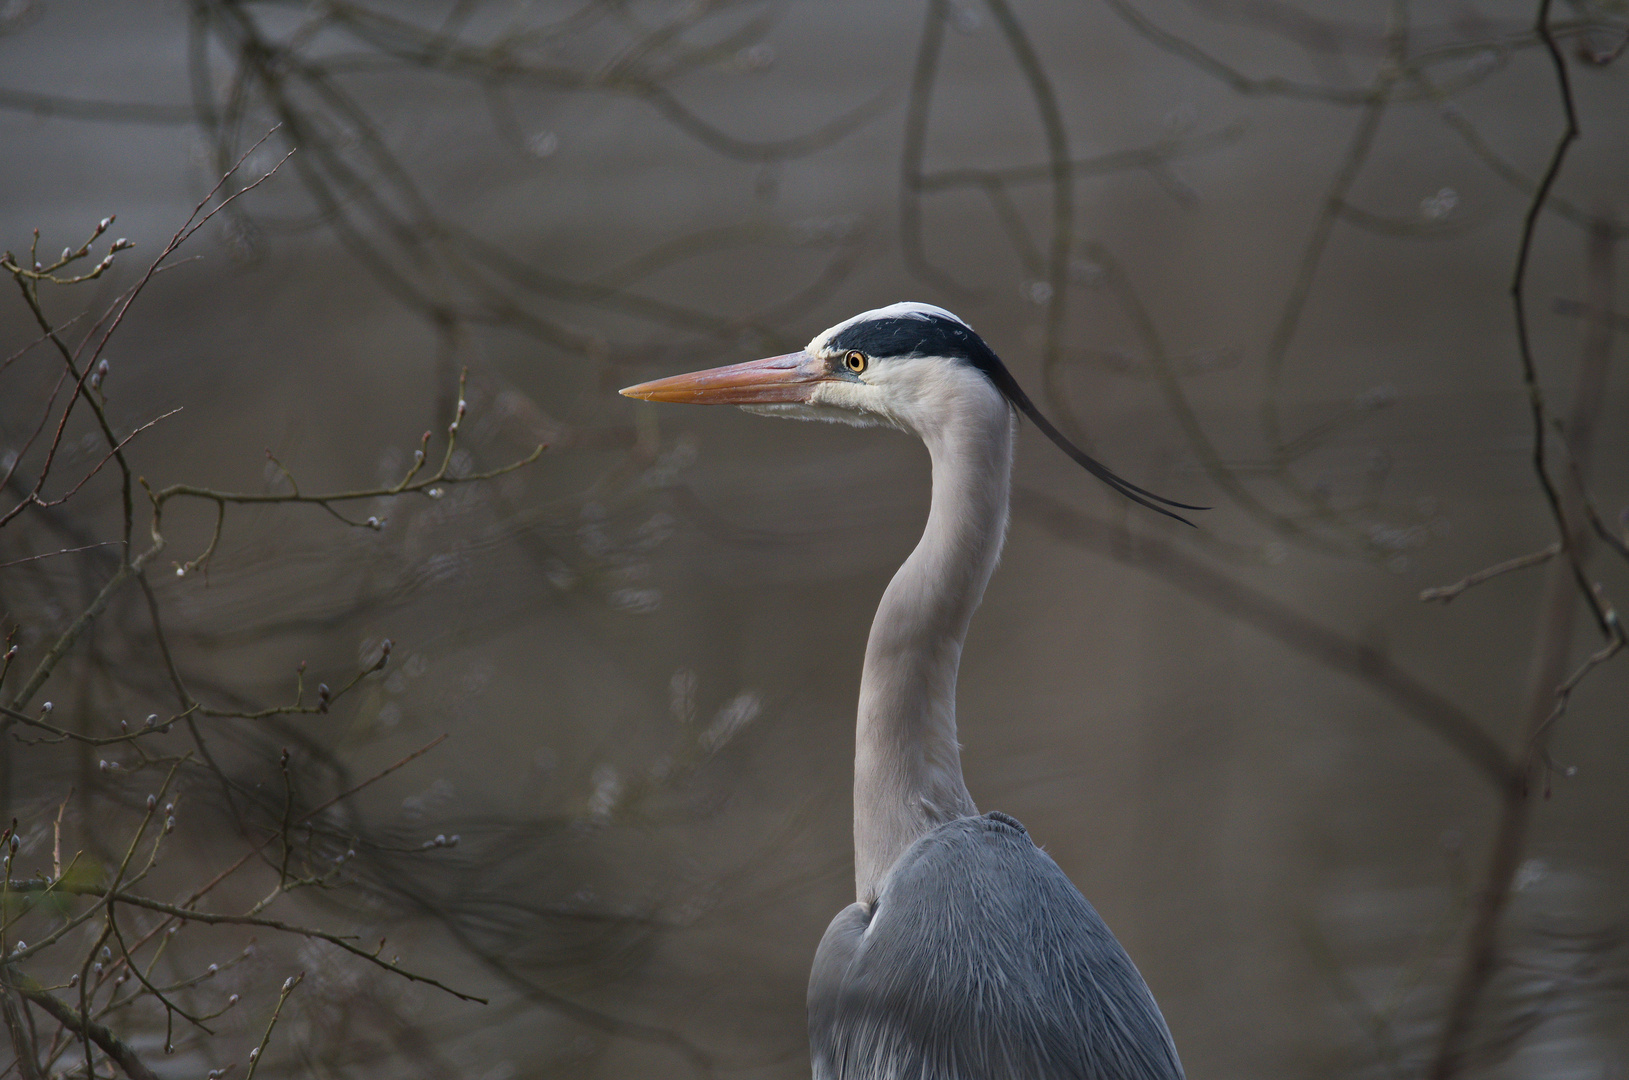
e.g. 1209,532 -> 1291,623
852,397 -> 1015,902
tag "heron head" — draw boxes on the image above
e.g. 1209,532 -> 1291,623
620,302 -> 1202,523
619,302 -> 1002,435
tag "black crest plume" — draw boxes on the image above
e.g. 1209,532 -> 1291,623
828,309 -> 1206,526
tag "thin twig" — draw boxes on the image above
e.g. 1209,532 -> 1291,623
29,883 -> 484,1004
243,973 -> 301,1080
0,543 -> 119,570
1419,544 -> 1561,603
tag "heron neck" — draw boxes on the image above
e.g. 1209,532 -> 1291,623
852,400 -> 1014,902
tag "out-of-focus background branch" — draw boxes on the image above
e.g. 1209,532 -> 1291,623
1,0 -> 1626,1076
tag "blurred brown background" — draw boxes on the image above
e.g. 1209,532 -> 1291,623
1,1 -> 1626,1077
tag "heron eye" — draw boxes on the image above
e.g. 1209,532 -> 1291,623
844,351 -> 867,374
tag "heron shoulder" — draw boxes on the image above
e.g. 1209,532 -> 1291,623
810,812 -> 1184,1080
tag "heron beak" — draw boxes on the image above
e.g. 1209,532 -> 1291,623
619,352 -> 827,405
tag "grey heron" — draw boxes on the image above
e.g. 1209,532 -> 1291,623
622,302 -> 1191,1080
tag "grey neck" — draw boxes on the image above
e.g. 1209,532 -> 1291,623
852,401 -> 1015,903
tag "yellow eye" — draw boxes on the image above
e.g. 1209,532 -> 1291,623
844,351 -> 867,374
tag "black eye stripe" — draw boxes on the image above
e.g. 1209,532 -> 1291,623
824,310 -> 1205,524
827,315 -> 973,363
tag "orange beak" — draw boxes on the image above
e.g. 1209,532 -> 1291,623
619,352 -> 828,405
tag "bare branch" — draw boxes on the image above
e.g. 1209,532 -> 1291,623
12,982 -> 160,1080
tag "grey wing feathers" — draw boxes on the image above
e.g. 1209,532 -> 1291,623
809,812 -> 1184,1080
